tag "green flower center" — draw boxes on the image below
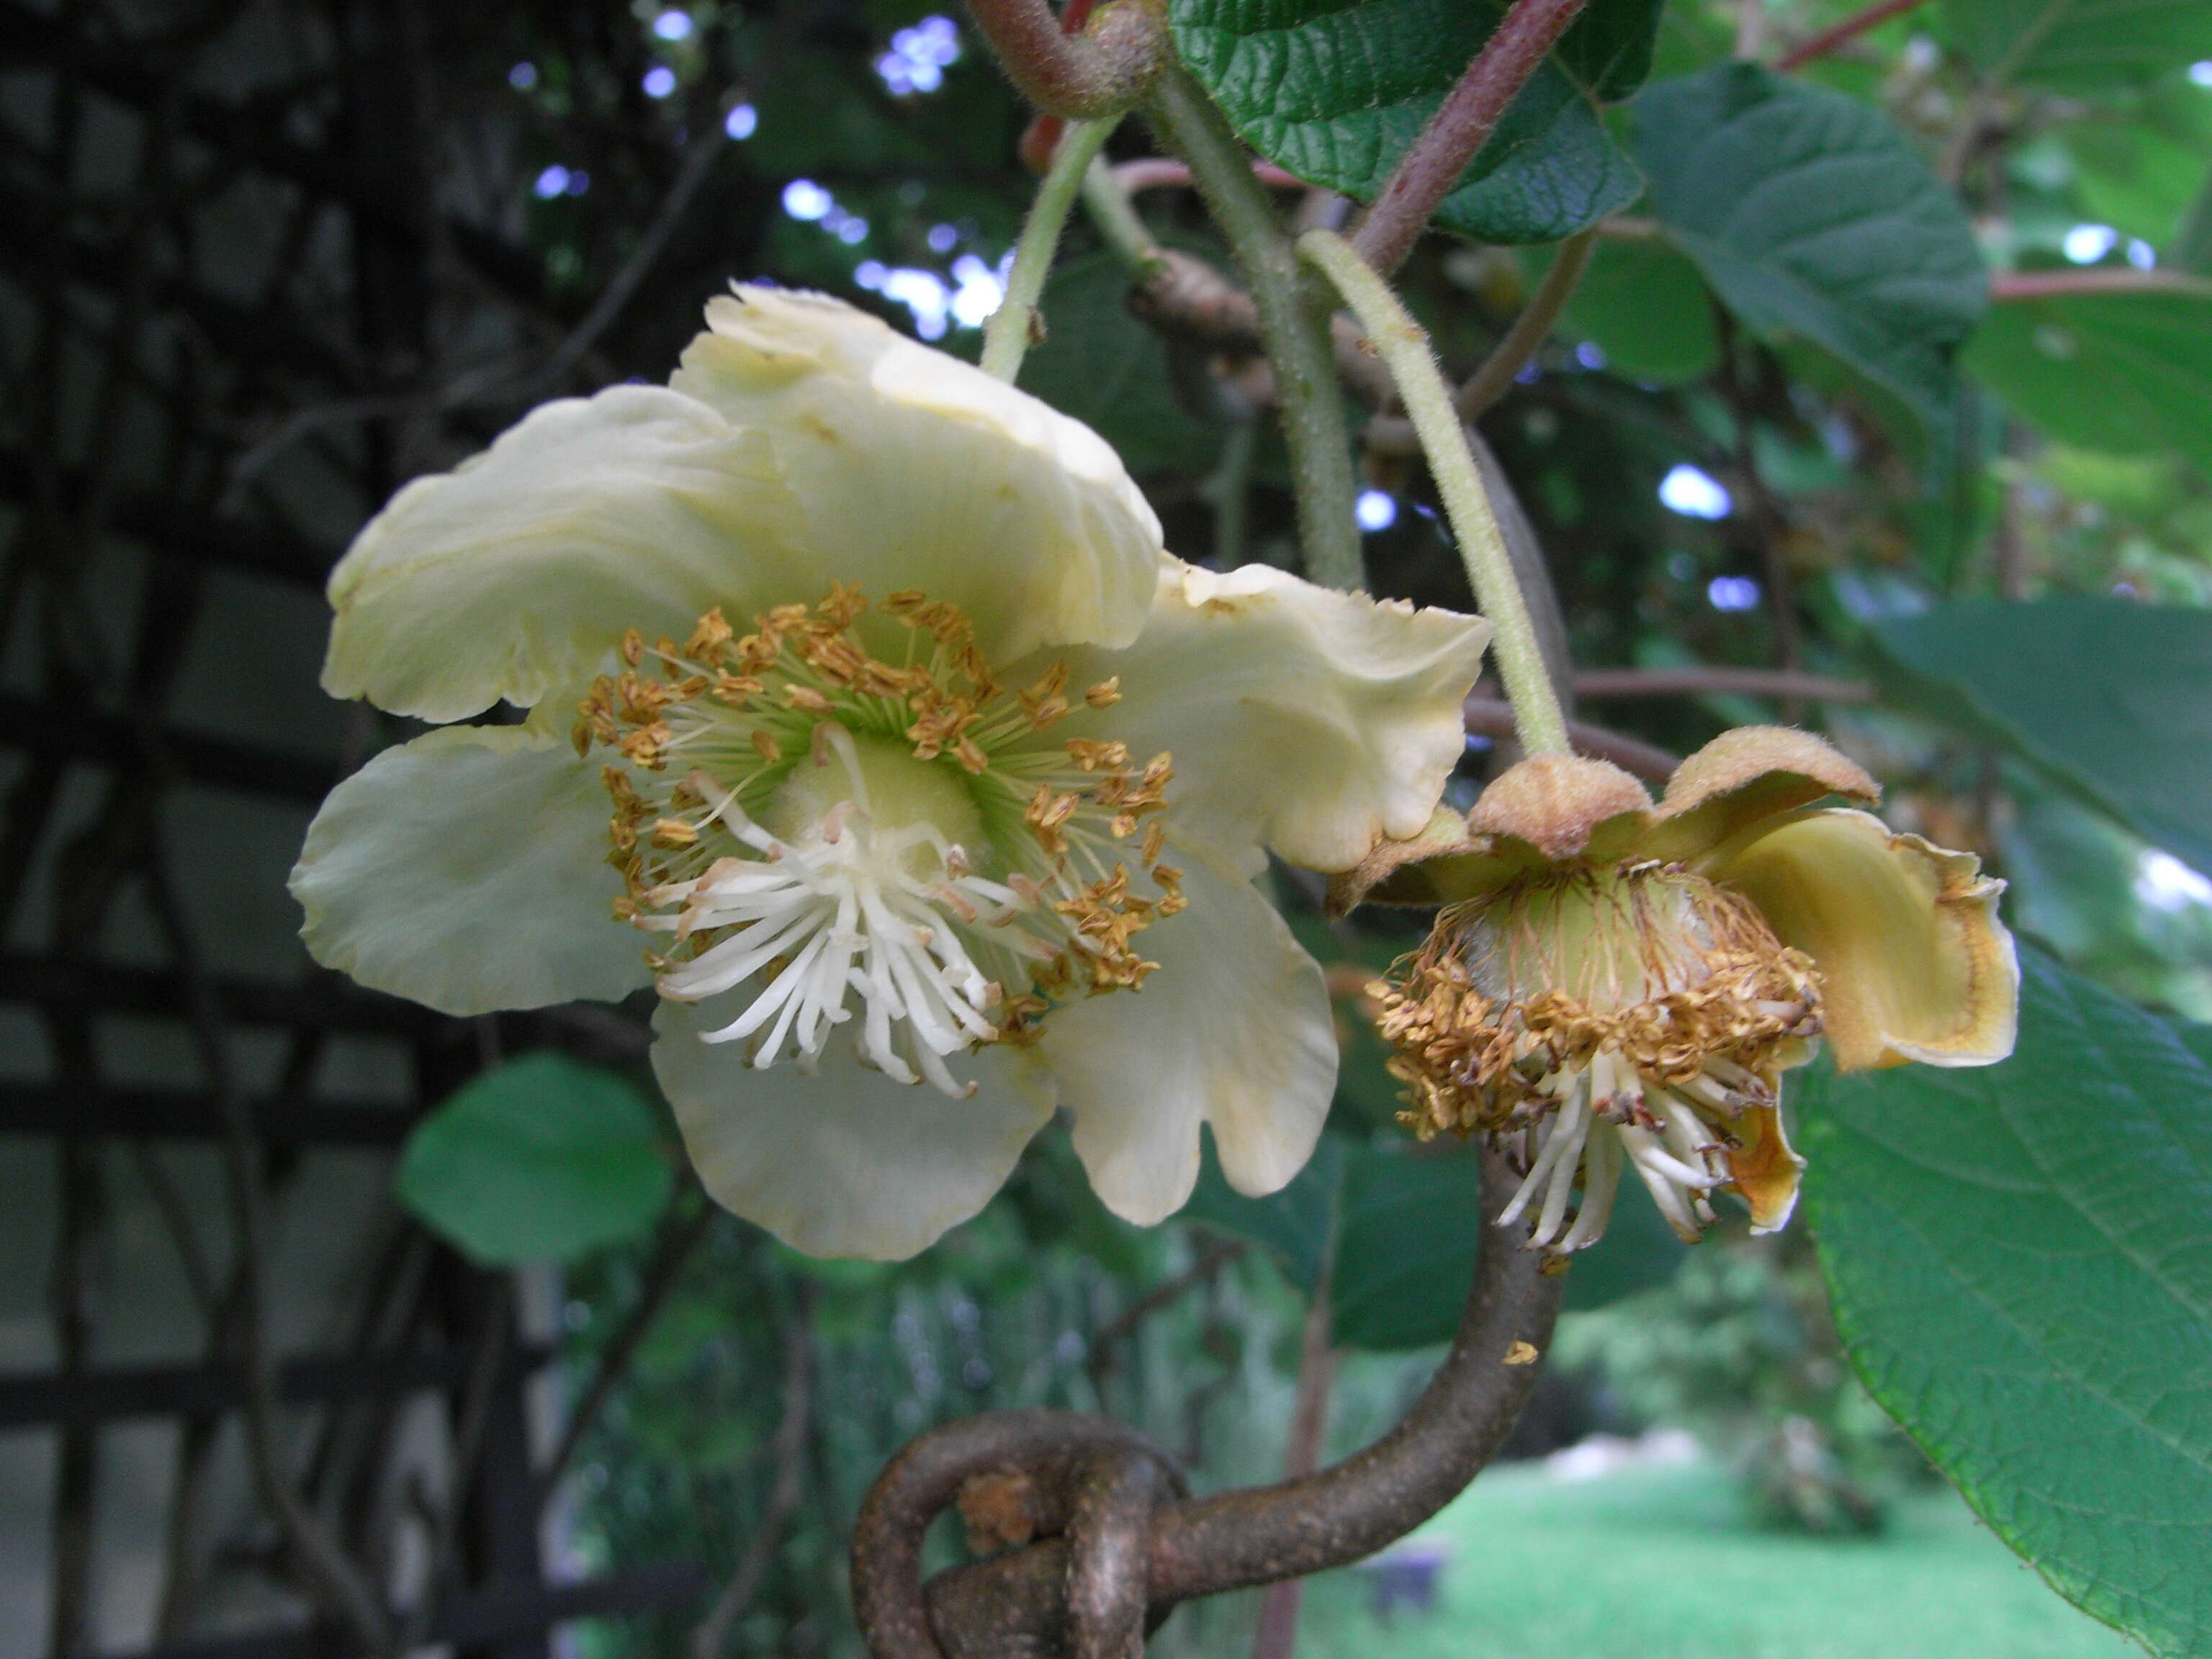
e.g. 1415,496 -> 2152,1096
575,587 -> 1186,1095
1377,863 -> 1822,1254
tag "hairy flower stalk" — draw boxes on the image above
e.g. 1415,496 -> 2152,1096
1338,729 -> 2020,1254
290,286 -> 1491,1259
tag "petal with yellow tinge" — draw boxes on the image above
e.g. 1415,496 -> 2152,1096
1714,808 -> 2018,1072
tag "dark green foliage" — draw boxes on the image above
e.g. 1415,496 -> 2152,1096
1633,65 -> 1988,431
1869,596 -> 2212,876
1804,950 -> 2212,1655
1941,0 -> 2212,93
1966,292 -> 2212,480
1168,0 -> 1647,243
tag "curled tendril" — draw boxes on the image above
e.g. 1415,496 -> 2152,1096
848,1148 -> 1563,1658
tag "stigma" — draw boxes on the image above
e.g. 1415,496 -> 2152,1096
582,588 -> 1184,1097
1376,865 -> 1822,1251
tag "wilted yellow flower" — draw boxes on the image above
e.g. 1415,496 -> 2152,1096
289,287 -> 1490,1259
1336,727 -> 2018,1251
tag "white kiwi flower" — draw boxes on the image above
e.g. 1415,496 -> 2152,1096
290,287 -> 1489,1259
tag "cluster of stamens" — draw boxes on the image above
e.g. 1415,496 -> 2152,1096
577,587 -> 1183,1096
1374,865 -> 1822,1250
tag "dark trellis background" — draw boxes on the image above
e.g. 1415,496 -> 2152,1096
0,2 -> 1002,1654
0,6 -> 1354,1655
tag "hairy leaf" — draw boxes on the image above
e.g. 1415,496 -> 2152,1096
1634,65 -> 1987,429
1943,0 -> 2212,93
1804,949 -> 2212,1658
1965,289 -> 2212,479
1870,595 -> 2212,878
1168,0 -> 1645,245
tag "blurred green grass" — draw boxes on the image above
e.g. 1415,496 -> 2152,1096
1293,1459 -> 2143,1659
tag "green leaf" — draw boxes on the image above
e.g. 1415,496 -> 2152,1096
1802,948 -> 2212,1658
1167,0 -> 1645,246
1554,0 -> 1668,103
1943,0 -> 2212,94
1331,1147 -> 1484,1349
1024,251 -> 1226,476
1964,289 -> 2212,480
1334,1144 -> 1689,1346
1560,236 -> 1722,385
1869,595 -> 2212,877
1188,1137 -> 1683,1350
396,1053 -> 672,1265
2175,164 -> 2212,274
1184,1136 -> 1342,1297
1632,65 -> 1988,431
2065,89 -> 2212,247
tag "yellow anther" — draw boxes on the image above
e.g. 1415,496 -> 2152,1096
817,581 -> 868,625
686,606 -> 734,661
1066,739 -> 1132,772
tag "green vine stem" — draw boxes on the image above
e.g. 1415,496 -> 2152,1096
1455,227 -> 1595,419
981,116 -> 1122,383
1296,227 -> 1571,757
1146,67 -> 1362,591
1077,156 -> 1167,278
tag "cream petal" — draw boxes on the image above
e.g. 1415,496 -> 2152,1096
1714,808 -> 2020,1073
670,287 -> 1161,660
1038,840 -> 1336,1224
289,722 -> 648,1016
323,385 -> 812,722
654,999 -> 1056,1259
1727,1103 -> 1806,1235
1045,558 -> 1489,874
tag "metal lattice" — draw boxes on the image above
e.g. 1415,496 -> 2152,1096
0,1 -> 790,1650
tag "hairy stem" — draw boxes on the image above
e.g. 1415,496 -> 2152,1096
1775,0 -> 1928,72
1455,228 -> 1596,420
1298,228 -> 1570,757
1078,154 -> 1167,277
983,117 -> 1122,382
1462,697 -> 1678,783
1991,269 -> 2212,301
963,0 -> 1167,117
1350,0 -> 1589,276
1147,68 -> 1362,589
